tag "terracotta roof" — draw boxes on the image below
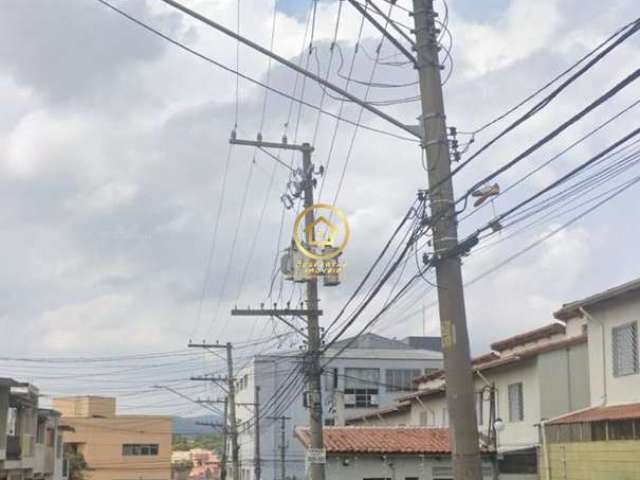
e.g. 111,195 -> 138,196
554,277 -> 640,320
413,352 -> 499,384
548,403 -> 640,425
346,401 -> 412,423
478,335 -> 587,372
490,323 -> 566,352
294,426 -> 453,454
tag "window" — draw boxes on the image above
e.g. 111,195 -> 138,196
477,391 -> 484,425
325,368 -> 338,392
508,383 -> 524,422
344,368 -> 379,408
612,322 -> 638,377
385,369 -> 420,392
122,444 -> 159,456
36,420 -> 45,444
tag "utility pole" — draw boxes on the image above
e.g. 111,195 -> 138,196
229,136 -> 326,480
254,385 -> 261,480
222,398 -> 228,480
189,342 -> 241,480
411,0 -> 482,478
266,416 -> 290,480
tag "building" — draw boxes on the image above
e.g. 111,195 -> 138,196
294,426 -> 496,480
171,449 -> 220,480
540,277 -> 640,478
348,320 -> 591,480
233,333 -> 443,480
54,396 -> 171,480
0,379 -> 67,480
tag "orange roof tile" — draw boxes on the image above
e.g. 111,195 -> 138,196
294,426 -> 453,454
548,403 -> 640,424
490,323 -> 565,352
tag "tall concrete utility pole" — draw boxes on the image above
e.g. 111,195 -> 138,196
222,398 -> 228,480
189,342 -> 241,480
266,416 -> 290,480
411,0 -> 483,478
228,137 -> 326,480
254,385 -> 261,480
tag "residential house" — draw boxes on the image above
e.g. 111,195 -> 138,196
54,396 -> 172,480
233,333 -> 443,480
294,426 -> 496,480
348,320 -> 590,480
0,379 -> 67,480
540,277 -> 640,479
171,449 -> 220,480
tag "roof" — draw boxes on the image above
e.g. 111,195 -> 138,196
413,335 -> 586,386
398,386 -> 446,402
331,333 -> 421,351
490,323 -> 565,352
413,352 -> 499,384
346,401 -> 412,423
554,277 -> 640,320
401,336 -> 443,352
548,403 -> 640,425
0,378 -> 21,388
294,426 -> 454,454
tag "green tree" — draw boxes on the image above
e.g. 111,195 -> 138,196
65,451 -> 88,480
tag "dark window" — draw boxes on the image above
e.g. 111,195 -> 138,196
122,444 -> 159,456
385,369 -> 420,392
508,383 -> 524,422
591,421 -> 607,441
609,420 -> 634,440
36,420 -> 45,444
612,322 -> 638,377
324,418 -> 335,426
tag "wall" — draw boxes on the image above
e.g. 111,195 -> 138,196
584,295 -> 640,406
234,346 -> 442,480
540,441 -> 640,479
53,397 -> 116,418
0,386 -> 8,461
538,343 -> 590,420
61,415 -> 171,480
324,453 -> 495,480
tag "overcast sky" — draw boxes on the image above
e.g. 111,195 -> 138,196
1,0 -> 639,413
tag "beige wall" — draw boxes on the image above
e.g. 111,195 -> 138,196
584,295 -> 640,406
53,397 -> 115,418
61,415 -> 171,480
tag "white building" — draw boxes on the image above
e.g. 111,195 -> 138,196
348,320 -> 591,480
233,333 -> 443,480
294,426 -> 496,480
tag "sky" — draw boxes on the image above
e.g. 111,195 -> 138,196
1,0 -> 639,414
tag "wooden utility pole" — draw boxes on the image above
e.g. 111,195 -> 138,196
189,342 -> 241,480
411,0 -> 482,478
229,136 -> 326,480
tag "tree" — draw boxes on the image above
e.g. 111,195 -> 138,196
65,451 -> 88,480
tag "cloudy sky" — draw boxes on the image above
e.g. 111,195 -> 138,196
1,0 -> 639,413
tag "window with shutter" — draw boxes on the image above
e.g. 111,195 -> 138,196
612,322 -> 639,377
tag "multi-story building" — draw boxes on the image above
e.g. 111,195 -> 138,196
171,449 -> 220,480
0,378 -> 67,480
348,320 -> 591,480
233,333 -> 443,480
541,277 -> 640,478
54,396 -> 172,480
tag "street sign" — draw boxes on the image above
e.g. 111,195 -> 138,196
306,448 -> 326,464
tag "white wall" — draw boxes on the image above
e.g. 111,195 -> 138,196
583,295 -> 640,406
324,453 -> 495,480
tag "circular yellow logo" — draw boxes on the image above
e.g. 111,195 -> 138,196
293,203 -> 350,261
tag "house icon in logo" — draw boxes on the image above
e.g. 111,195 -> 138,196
304,216 -> 337,248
